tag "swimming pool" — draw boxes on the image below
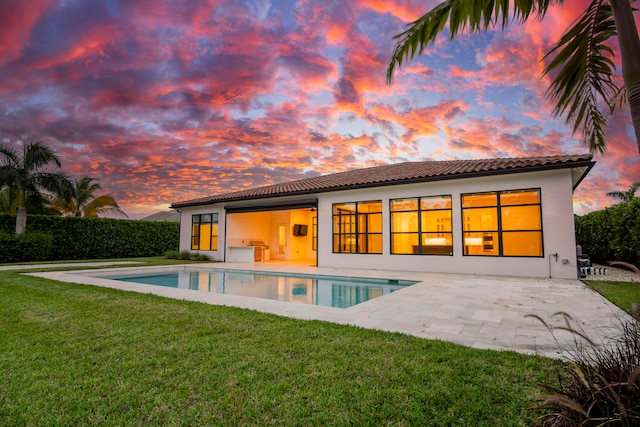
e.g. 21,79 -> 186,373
100,268 -> 416,308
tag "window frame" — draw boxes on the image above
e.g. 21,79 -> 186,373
312,216 -> 317,251
191,213 -> 219,251
332,200 -> 383,254
389,195 -> 453,256
461,188 -> 543,258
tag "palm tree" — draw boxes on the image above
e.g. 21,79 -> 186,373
0,142 -> 71,234
51,176 -> 127,218
386,0 -> 640,155
606,180 -> 640,202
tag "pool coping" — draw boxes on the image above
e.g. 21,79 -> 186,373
26,262 -> 629,359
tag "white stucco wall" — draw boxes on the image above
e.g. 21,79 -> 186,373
177,168 -> 580,279
177,205 -> 226,261
316,169 -> 578,279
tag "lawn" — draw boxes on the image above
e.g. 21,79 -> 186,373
585,279 -> 640,313
0,260 -> 560,426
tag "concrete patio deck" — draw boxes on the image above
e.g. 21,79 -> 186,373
24,262 -> 628,359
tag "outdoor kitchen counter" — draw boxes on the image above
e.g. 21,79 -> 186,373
227,246 -> 262,262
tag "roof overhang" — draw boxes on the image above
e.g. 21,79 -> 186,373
570,163 -> 595,190
224,198 -> 318,214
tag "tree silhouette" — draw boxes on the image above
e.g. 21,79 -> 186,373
387,0 -> 640,154
51,176 -> 126,218
0,142 -> 71,233
606,180 -> 640,202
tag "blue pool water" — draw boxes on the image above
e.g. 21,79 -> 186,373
103,269 -> 416,308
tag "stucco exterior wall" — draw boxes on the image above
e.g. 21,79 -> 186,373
316,169 -> 578,279
177,168 -> 579,279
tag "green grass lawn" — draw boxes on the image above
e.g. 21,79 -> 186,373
584,279 -> 640,313
0,260 -> 560,426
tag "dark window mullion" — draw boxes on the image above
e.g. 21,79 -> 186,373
417,202 -> 423,254
497,196 -> 503,256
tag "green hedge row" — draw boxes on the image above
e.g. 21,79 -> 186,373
0,231 -> 53,263
575,198 -> 640,267
0,214 -> 179,261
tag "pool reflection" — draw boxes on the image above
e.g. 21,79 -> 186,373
178,271 -> 401,308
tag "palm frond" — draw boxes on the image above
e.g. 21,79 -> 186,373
24,141 -> 63,171
543,0 -> 620,153
84,195 -> 127,218
387,0 -> 558,83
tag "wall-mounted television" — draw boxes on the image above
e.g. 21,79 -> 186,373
293,224 -> 308,236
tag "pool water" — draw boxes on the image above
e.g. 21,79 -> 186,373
104,269 -> 416,308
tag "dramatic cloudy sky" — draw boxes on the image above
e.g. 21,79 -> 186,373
1,0 -> 639,218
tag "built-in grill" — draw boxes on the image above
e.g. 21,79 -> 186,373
248,241 -> 270,261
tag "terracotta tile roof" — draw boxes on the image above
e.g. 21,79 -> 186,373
171,154 -> 594,208
140,210 -> 181,222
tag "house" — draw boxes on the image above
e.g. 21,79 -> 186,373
170,154 -> 594,279
140,210 -> 181,222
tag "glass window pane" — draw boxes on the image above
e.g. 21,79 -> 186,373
391,212 -> 418,232
367,213 -> 382,233
501,206 -> 541,230
421,196 -> 451,210
462,207 -> 498,231
391,233 -> 419,254
462,192 -> 497,208
212,213 -> 219,222
421,233 -> 453,255
200,224 -> 211,250
500,190 -> 540,205
390,198 -> 418,212
370,234 -> 383,253
463,232 -> 498,256
359,201 -> 382,213
211,224 -> 219,251
201,214 -> 211,223
421,210 -> 452,232
192,215 -> 200,224
503,231 -> 542,256
333,203 -> 355,214
191,224 -> 200,250
334,234 -> 355,253
358,234 -> 382,254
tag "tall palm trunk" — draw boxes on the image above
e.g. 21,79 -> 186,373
16,208 -> 26,234
610,0 -> 640,153
16,187 -> 26,234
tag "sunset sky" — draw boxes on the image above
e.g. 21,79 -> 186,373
1,0 -> 639,218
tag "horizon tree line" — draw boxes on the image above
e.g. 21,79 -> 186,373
0,141 -> 126,234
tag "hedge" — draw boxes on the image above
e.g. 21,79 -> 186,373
0,214 -> 179,261
0,231 -> 53,263
575,198 -> 640,267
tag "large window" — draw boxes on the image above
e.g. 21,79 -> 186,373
462,189 -> 542,257
390,196 -> 452,255
191,213 -> 219,251
332,201 -> 382,254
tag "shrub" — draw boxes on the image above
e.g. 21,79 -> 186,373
0,231 -> 53,263
0,214 -> 178,260
532,310 -> 640,426
575,198 -> 640,267
165,250 -> 211,261
164,250 -> 180,259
